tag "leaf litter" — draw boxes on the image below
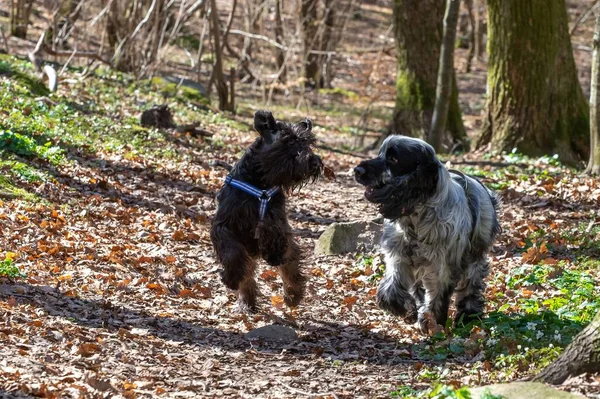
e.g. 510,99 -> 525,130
0,37 -> 600,399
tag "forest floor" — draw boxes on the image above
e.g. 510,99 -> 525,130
1,51 -> 600,398
1,0 -> 600,398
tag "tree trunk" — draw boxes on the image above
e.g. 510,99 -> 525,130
10,0 -> 34,39
209,0 -> 232,112
586,12 -> 600,175
429,0 -> 461,152
473,0 -> 483,60
390,0 -> 465,145
535,310 -> 600,384
478,0 -> 589,165
149,0 -> 166,67
319,0 -> 336,88
464,0 -> 475,72
275,0 -> 286,83
300,0 -> 320,86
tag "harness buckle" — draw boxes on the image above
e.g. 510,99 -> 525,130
260,190 -> 271,201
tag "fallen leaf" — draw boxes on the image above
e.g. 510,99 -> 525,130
271,296 -> 284,309
342,296 -> 358,309
78,343 -> 101,356
172,230 -> 186,241
260,269 -> 278,281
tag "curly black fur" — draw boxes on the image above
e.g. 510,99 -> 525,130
210,110 -> 322,311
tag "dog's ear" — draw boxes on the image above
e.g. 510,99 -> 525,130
297,118 -> 312,132
254,110 -> 279,144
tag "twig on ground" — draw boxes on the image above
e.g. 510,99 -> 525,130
58,46 -> 78,76
276,380 -> 340,399
34,96 -> 58,106
448,160 -> 529,168
585,219 -> 598,233
42,44 -> 112,66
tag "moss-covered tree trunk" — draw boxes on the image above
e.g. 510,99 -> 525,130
586,12 -> 600,175
478,0 -> 589,165
390,0 -> 466,146
535,310 -> 600,384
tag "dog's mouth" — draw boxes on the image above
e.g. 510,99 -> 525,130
364,181 -> 386,201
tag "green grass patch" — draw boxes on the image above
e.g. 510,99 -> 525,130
0,174 -> 39,202
406,257 -> 598,377
392,383 -> 505,399
0,257 -> 25,279
318,87 -> 360,100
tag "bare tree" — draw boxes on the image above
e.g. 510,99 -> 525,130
209,0 -> 233,111
10,0 -> 35,38
274,0 -> 286,82
586,11 -> 600,175
429,0 -> 462,152
300,0 -> 319,86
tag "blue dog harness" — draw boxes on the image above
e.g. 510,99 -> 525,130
224,175 -> 280,220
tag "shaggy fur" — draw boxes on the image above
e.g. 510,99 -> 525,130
355,135 -> 501,333
211,110 -> 322,311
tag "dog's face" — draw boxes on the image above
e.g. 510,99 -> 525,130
253,110 -> 322,189
354,136 -> 440,219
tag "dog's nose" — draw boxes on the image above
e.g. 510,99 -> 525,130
354,166 -> 366,178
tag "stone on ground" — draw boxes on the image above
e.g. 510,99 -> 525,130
314,220 -> 382,255
244,325 -> 298,343
469,382 -> 585,399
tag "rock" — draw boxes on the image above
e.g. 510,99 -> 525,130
470,382 -> 584,399
244,325 -> 298,343
314,220 -> 382,255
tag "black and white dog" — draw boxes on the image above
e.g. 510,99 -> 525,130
355,136 -> 500,333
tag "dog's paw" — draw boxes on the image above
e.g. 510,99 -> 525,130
283,287 -> 305,308
376,290 -> 416,317
417,312 -> 444,336
236,300 -> 258,314
402,309 -> 418,324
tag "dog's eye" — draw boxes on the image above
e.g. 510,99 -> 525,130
387,156 -> 398,164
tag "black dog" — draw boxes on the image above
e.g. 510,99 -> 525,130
211,110 -> 322,311
355,136 -> 500,333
